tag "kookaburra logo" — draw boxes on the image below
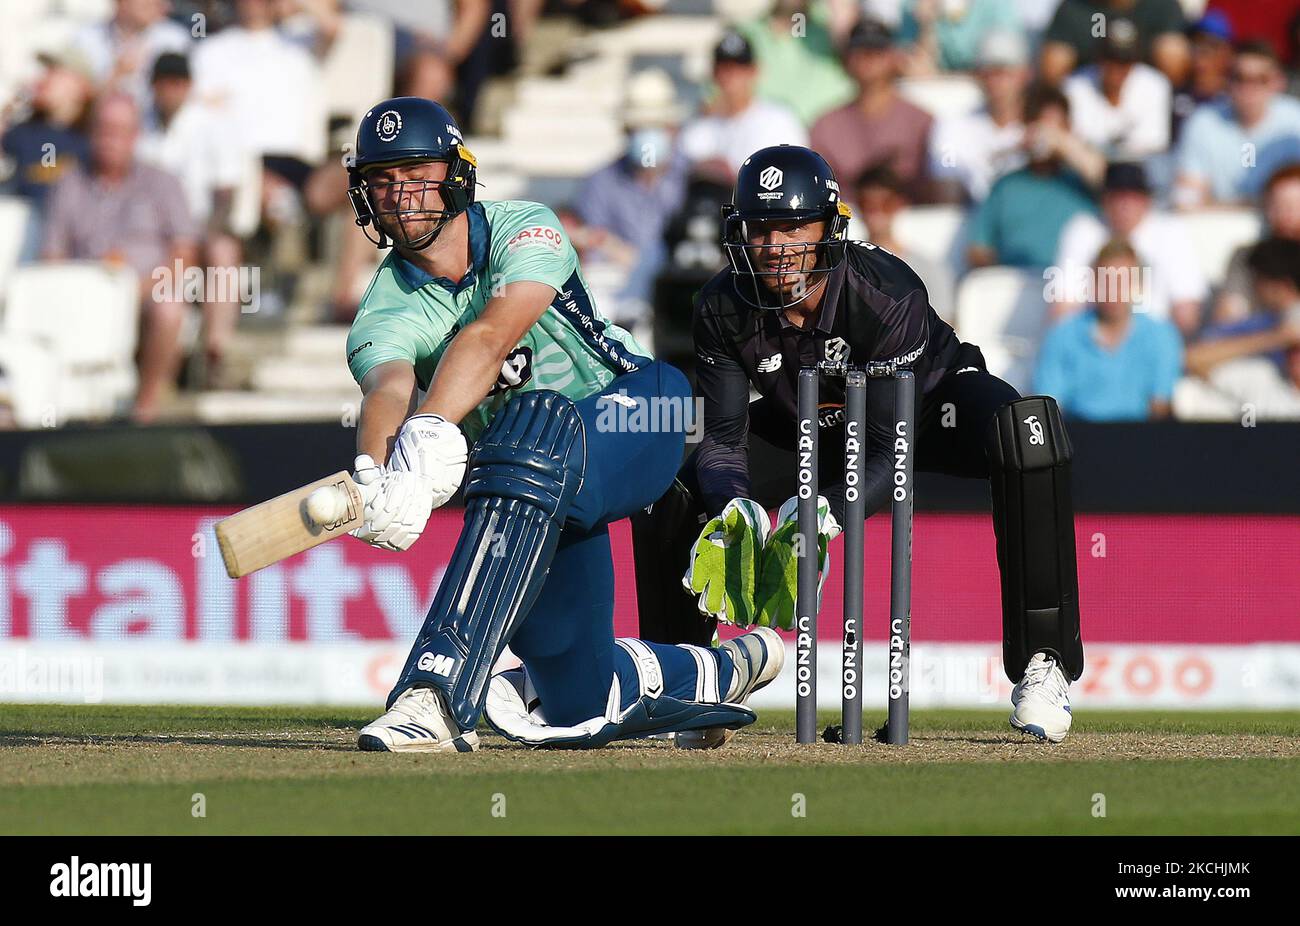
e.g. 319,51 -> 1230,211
758,166 -> 783,190
1023,415 -> 1045,446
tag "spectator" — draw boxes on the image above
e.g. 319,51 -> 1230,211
810,18 -> 933,202
739,0 -> 856,125
897,0 -> 1021,74
1040,0 -> 1189,87
1174,40 -> 1300,208
1054,161 -> 1206,335
850,164 -> 956,322
1206,0 -> 1297,64
1171,11 -> 1234,143
967,83 -> 1102,270
1186,238 -> 1300,384
1035,238 -> 1183,421
1217,163 -> 1300,324
570,69 -> 688,330
0,49 -> 95,223
71,0 -> 192,107
1063,18 -> 1172,160
929,29 -> 1031,203
41,93 -> 197,423
137,52 -> 245,380
678,30 -> 806,180
191,0 -> 326,168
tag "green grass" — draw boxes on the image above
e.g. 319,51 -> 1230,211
2,705 -> 1299,834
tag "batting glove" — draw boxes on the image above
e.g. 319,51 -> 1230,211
389,414 -> 468,510
349,453 -> 436,552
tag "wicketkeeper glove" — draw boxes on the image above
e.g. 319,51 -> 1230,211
753,495 -> 841,631
683,497 -> 772,627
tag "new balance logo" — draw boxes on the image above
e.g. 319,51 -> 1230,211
418,653 -> 455,676
757,354 -> 783,373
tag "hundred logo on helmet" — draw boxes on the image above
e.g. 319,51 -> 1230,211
347,96 -> 479,250
722,145 -> 852,311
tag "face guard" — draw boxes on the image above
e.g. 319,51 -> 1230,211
722,201 -> 851,310
347,146 -> 478,251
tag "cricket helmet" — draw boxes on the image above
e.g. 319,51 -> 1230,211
347,97 -> 478,250
722,145 -> 852,310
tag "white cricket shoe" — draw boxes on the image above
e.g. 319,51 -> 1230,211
357,686 -> 478,753
676,627 -> 785,749
1009,652 -> 1072,743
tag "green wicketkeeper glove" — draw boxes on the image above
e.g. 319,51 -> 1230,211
753,495 -> 842,630
683,497 -> 772,627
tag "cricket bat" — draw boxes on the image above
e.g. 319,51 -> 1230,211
214,471 -> 365,578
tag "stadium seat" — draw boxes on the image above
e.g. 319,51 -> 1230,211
0,196 -> 33,304
317,12 -> 395,128
54,0 -> 112,21
898,75 -> 983,119
229,152 -> 264,239
890,204 -> 968,274
1179,209 -> 1261,286
2,261 -> 140,420
954,266 -> 1049,393
0,333 -> 60,428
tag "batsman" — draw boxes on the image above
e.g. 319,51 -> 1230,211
633,145 -> 1084,743
342,97 -> 782,752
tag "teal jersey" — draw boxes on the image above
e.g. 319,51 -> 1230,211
346,200 -> 651,441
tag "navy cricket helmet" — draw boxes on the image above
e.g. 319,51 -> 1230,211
347,97 -> 478,250
722,145 -> 851,310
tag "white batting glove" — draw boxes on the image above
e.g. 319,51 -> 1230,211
389,414 -> 468,510
349,453 -> 436,552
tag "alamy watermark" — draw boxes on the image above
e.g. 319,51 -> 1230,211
0,650 -> 104,703
594,390 -> 704,443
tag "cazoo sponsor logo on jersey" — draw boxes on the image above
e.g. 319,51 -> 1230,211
506,225 -> 564,253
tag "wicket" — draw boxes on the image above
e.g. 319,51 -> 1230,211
795,362 -> 915,745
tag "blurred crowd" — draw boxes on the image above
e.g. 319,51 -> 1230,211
3,0 -> 1300,425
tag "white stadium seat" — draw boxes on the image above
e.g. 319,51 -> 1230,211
890,204 -> 968,274
0,196 -> 33,303
318,12 -> 394,128
2,262 -> 140,421
54,0 -> 113,21
898,75 -> 983,120
0,334 -> 60,428
1179,209 -> 1261,286
954,266 -> 1050,394
228,151 -> 264,239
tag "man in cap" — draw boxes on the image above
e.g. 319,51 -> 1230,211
810,18 -> 934,202
1063,18 -> 1173,159
679,29 -> 807,179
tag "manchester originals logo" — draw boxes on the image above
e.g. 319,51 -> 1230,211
758,166 -> 783,191
376,110 -> 403,142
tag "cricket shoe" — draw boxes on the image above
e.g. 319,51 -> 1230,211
676,627 -> 785,749
357,686 -> 478,753
1009,652 -> 1072,743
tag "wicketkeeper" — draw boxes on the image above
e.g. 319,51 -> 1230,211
633,145 -> 1084,742
343,97 -> 782,752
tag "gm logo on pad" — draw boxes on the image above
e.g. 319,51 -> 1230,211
758,166 -> 783,190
